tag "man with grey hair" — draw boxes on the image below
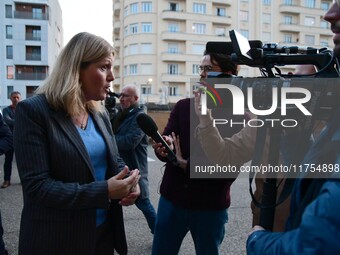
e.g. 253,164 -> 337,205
112,84 -> 157,234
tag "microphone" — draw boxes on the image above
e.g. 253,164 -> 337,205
136,114 -> 179,166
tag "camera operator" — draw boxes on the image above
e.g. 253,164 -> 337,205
245,2 -> 340,254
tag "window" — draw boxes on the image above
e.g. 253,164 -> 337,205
32,7 -> 43,19
168,43 -> 179,53
142,2 -> 152,12
262,32 -> 271,42
170,3 -> 179,11
7,66 -> 14,79
284,15 -> 293,24
192,44 -> 205,55
124,6 -> 128,16
141,43 -> 152,53
215,27 -> 226,36
192,23 -> 206,34
6,25 -> 12,39
240,30 -> 249,39
320,41 -> 329,47
321,20 -> 329,29
130,44 -> 138,54
284,0 -> 293,5
193,64 -> 200,75
130,23 -> 138,34
5,5 -> 12,18
7,86 -> 14,99
217,7 -> 226,17
283,34 -> 293,43
124,26 -> 128,36
141,86 -> 151,95
240,11 -> 249,21
305,16 -> 315,26
168,86 -> 178,96
263,0 -> 271,5
305,35 -> 315,45
124,46 -> 128,56
26,46 -> 41,61
168,64 -> 179,75
305,0 -> 315,8
193,3 -> 206,14
26,86 -> 39,98
129,64 -> 138,74
26,25 -> 41,40
6,46 -> 13,59
141,22 -> 152,33
263,13 -> 271,24
321,2 -> 329,11
168,23 -> 179,32
123,65 -> 128,75
130,3 -> 138,14
141,64 -> 152,74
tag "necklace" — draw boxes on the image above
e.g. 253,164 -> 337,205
73,112 -> 88,130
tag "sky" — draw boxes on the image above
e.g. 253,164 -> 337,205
58,0 -> 113,46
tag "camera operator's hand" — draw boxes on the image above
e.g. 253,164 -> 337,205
194,89 -> 213,128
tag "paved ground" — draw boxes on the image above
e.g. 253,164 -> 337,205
0,146 -> 252,255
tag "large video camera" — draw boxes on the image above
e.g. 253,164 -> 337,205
204,30 -> 340,121
105,91 -> 121,120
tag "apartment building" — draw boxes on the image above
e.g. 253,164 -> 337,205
0,0 -> 63,107
113,0 -> 334,104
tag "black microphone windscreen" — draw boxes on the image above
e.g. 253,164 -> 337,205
136,114 -> 158,136
206,40 -> 263,55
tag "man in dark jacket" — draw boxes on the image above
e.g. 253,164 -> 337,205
247,1 -> 340,254
113,84 -> 157,234
0,112 -> 14,255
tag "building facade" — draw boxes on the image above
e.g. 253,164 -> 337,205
0,0 -> 63,107
112,0 -> 334,104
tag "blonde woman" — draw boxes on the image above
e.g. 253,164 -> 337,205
14,32 -> 140,255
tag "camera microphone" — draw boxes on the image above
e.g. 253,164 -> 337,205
136,113 -> 179,166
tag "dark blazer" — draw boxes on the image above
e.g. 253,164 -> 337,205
14,94 -> 127,255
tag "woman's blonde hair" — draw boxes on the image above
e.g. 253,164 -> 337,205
36,32 -> 114,116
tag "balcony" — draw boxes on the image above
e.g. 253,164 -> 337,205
26,53 -> 41,61
161,73 -> 190,83
114,21 -> 121,34
279,23 -> 333,36
279,4 -> 325,15
114,1 -> 121,16
25,33 -> 41,41
15,72 -> 47,80
212,0 -> 232,5
14,11 -> 48,20
161,52 -> 199,62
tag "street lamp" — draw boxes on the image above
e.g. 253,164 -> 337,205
146,78 -> 152,104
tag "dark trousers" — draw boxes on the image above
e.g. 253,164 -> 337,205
3,150 -> 13,181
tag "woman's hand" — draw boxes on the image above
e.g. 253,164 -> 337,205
119,183 -> 141,206
171,132 -> 187,170
107,166 -> 140,200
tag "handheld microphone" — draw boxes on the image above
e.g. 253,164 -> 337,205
136,114 -> 179,166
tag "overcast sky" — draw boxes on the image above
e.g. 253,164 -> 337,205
58,0 -> 113,46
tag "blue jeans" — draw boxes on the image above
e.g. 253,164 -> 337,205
0,210 -> 7,255
135,197 -> 157,234
152,196 -> 228,255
